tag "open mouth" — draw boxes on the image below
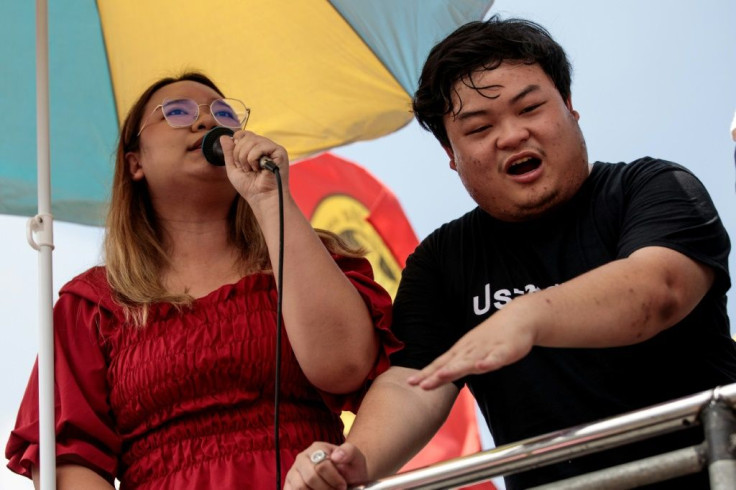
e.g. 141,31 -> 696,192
507,156 -> 541,176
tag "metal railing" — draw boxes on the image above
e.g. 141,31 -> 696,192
352,383 -> 736,489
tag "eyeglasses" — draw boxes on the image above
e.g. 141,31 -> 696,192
137,98 -> 250,136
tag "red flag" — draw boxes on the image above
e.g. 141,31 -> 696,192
291,153 -> 495,490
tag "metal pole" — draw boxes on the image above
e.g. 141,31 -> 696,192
529,444 -> 706,489
702,397 -> 736,490
352,384 -> 736,490
32,0 -> 56,488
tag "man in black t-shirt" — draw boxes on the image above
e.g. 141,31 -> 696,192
284,16 -> 736,490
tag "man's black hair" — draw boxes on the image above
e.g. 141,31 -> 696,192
413,16 -> 572,148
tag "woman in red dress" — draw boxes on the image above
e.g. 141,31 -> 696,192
6,73 -> 399,489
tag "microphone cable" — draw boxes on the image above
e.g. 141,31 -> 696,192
202,128 -> 285,488
261,157 -> 285,490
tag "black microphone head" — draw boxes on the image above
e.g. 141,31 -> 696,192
202,127 -> 235,166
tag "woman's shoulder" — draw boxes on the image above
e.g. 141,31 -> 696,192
58,265 -> 116,307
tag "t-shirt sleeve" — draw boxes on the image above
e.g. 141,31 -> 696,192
617,160 -> 731,295
316,255 -> 403,413
5,292 -> 121,482
388,235 -> 460,378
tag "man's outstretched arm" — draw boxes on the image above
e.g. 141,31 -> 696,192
409,245 -> 715,390
284,366 -> 459,489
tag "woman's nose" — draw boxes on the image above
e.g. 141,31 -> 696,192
193,104 -> 217,130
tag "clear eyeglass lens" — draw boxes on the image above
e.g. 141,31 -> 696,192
161,99 -> 200,127
212,99 -> 248,128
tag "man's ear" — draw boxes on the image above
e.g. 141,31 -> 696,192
566,97 -> 580,121
126,152 -> 145,181
443,145 -> 458,171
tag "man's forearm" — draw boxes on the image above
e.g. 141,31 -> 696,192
514,245 -> 714,348
346,367 -> 459,480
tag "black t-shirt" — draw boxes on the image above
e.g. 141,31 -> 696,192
391,158 -> 736,488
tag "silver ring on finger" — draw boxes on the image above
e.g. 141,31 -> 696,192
309,449 -> 328,465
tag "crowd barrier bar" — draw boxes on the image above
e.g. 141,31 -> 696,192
351,383 -> 736,489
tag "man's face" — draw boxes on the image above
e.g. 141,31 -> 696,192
443,62 -> 589,222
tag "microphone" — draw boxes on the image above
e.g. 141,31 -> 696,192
202,126 -> 232,166
202,127 -> 278,172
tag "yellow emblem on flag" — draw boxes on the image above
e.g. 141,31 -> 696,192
312,195 -> 403,299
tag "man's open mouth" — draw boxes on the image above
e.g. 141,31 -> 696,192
508,156 -> 541,175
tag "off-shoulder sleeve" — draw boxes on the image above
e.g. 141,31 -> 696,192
5,290 -> 121,482
317,255 -> 403,413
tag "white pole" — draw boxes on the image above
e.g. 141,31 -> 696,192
31,0 -> 57,488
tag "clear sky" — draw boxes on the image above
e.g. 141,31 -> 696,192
2,1 -> 735,488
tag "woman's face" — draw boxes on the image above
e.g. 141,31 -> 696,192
126,80 -> 237,209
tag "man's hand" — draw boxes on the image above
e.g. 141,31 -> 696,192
284,442 -> 368,490
407,312 -> 536,390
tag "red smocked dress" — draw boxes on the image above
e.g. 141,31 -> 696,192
6,256 -> 400,489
